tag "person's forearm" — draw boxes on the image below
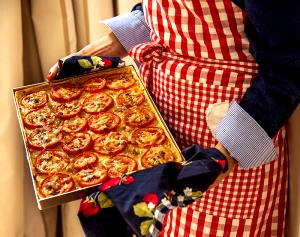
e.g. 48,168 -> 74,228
102,4 -> 151,52
215,1 -> 300,169
77,32 -> 128,58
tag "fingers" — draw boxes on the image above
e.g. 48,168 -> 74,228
45,63 -> 59,81
45,53 -> 76,81
208,156 -> 236,189
208,143 -> 237,189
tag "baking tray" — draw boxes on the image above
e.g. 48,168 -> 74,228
13,65 -> 184,210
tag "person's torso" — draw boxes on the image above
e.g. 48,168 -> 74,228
143,0 -> 254,62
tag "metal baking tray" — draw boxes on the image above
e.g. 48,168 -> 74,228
13,65 -> 184,210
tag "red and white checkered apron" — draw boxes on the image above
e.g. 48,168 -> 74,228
129,0 -> 288,236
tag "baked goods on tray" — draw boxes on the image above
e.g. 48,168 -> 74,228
14,66 -> 183,203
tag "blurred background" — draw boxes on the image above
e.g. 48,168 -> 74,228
0,0 -> 139,236
0,0 -> 299,236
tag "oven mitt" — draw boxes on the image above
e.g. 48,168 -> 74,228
78,145 -> 228,237
54,56 -> 124,80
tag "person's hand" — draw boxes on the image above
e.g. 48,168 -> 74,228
45,32 -> 128,81
45,54 -> 75,81
210,142 -> 237,188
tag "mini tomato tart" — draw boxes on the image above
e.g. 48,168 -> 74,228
21,91 -> 48,110
124,106 -> 155,127
105,73 -> 135,90
23,108 -> 56,129
27,126 -> 62,150
116,89 -> 145,107
73,151 -> 98,170
93,132 -> 127,155
55,100 -> 82,119
62,132 -> 93,155
39,173 -> 75,198
131,127 -> 166,148
62,116 -> 87,133
35,150 -> 69,174
83,93 -> 113,114
50,83 -> 84,102
84,77 -> 106,93
141,146 -> 176,168
75,165 -> 108,187
88,112 -> 121,133
101,154 -> 137,178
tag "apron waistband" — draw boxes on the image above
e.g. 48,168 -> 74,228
129,42 -> 258,75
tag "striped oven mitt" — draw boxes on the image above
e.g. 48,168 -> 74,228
78,145 -> 228,237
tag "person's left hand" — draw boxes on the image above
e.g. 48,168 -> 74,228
209,142 -> 237,188
45,32 -> 128,81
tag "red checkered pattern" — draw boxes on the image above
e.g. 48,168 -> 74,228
129,0 -> 288,236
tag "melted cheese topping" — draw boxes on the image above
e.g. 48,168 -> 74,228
30,128 -> 61,147
56,87 -> 78,98
22,91 -> 47,108
26,109 -> 55,125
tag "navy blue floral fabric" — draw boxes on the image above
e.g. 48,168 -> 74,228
54,56 -> 123,80
78,145 -> 227,237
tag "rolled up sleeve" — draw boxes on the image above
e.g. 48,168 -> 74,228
102,9 -> 151,52
215,101 -> 277,169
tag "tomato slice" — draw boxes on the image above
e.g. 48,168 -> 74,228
55,100 -> 82,119
21,91 -> 48,110
23,108 -> 56,129
84,77 -> 106,93
62,116 -> 87,133
50,84 -> 84,102
35,150 -> 69,174
73,151 -> 98,170
141,146 -> 176,168
116,89 -> 145,107
83,93 -> 113,114
105,73 -> 135,90
75,166 -> 108,187
93,132 -> 127,155
39,173 -> 75,198
27,126 -> 62,150
62,132 -> 93,155
101,154 -> 137,178
88,112 -> 121,134
131,127 -> 166,148
124,107 -> 155,127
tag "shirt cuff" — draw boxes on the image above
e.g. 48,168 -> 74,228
102,10 -> 151,53
215,100 -> 277,169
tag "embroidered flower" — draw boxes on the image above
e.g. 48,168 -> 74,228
122,175 -> 135,185
164,190 -> 176,200
147,202 -> 156,211
100,58 -> 113,67
177,195 -> 185,202
98,177 -> 122,191
99,175 -> 135,191
183,187 -> 193,197
161,197 -> 171,206
143,193 -> 159,206
79,198 -> 100,217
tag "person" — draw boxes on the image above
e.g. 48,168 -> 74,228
46,1 -> 300,236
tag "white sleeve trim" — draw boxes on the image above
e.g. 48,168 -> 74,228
215,100 -> 277,169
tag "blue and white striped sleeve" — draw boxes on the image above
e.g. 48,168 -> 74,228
102,8 -> 151,53
215,101 -> 277,169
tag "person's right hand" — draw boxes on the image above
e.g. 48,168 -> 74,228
45,32 -> 128,81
